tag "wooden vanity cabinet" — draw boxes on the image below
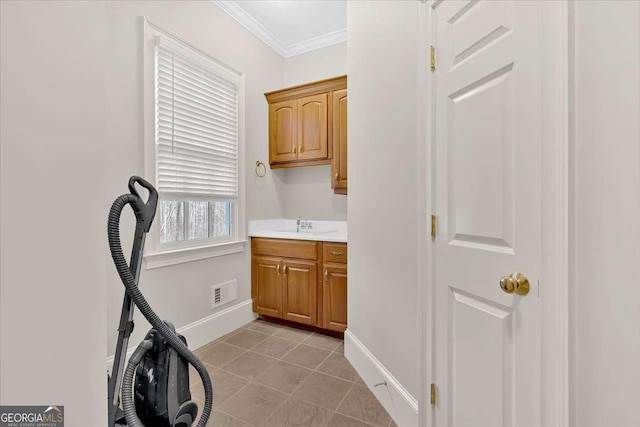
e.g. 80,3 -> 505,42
251,238 -> 348,332
322,242 -> 348,332
251,238 -> 319,326
265,76 -> 346,169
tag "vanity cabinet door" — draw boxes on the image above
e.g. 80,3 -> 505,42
269,100 -> 298,164
282,259 -> 318,325
322,263 -> 348,332
297,93 -> 328,161
252,256 -> 282,318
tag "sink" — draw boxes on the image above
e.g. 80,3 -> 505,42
269,229 -> 337,235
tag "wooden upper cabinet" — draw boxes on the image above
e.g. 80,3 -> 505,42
331,89 -> 348,194
297,94 -> 328,161
265,75 -> 346,169
269,100 -> 298,164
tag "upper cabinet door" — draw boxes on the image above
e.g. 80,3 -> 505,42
269,100 -> 298,164
297,94 -> 328,161
331,89 -> 348,193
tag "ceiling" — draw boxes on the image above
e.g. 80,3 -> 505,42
213,1 -> 347,58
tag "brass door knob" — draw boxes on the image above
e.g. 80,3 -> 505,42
499,273 -> 530,295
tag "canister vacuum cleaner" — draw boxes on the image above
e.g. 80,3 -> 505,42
107,176 -> 213,427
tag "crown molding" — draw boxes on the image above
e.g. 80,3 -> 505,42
212,0 -> 346,58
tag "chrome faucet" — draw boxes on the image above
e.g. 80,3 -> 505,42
296,217 -> 312,232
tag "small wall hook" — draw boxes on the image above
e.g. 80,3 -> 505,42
373,381 -> 388,388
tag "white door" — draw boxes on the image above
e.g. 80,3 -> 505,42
433,1 -> 541,426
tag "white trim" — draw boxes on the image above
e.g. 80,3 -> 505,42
107,299 -> 256,374
420,1 -> 570,427
144,239 -> 247,270
539,1 -> 570,426
418,2 -> 434,427
345,330 -> 419,427
284,28 -> 347,58
142,17 -> 247,265
211,1 -> 346,58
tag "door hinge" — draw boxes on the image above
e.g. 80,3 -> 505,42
430,45 -> 436,71
430,215 -> 437,238
430,383 -> 436,405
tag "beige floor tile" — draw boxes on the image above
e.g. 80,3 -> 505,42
251,336 -> 298,359
293,372 -> 353,410
207,411 -> 253,427
223,329 -> 269,350
317,353 -> 359,382
337,384 -> 392,427
222,351 -> 277,380
354,375 -> 366,387
254,361 -> 313,394
199,342 -> 246,368
335,341 -> 345,354
303,333 -> 343,351
191,367 -> 248,406
248,319 -> 283,335
262,397 -> 333,427
219,383 -> 287,426
282,344 -> 331,370
325,413 -> 373,427
390,421 -> 398,427
189,362 -> 214,396
274,326 -> 313,342
215,329 -> 242,343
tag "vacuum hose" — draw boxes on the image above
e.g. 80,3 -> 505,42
108,193 -> 213,427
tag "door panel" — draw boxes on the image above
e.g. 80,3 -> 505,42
269,100 -> 297,163
331,89 -> 348,192
433,1 -> 541,426
251,256 -> 282,317
322,264 -> 347,332
282,259 -> 317,325
297,94 -> 328,161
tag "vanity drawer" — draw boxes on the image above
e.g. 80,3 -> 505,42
323,242 -> 347,263
252,238 -> 319,260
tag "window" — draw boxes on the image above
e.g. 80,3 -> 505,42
143,20 -> 246,268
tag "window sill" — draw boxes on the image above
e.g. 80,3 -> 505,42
144,239 -> 247,270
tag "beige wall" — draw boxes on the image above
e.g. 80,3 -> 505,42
0,1 -> 108,423
571,1 -> 640,425
275,42 -> 348,221
0,0 -> 346,419
104,0 -> 285,356
346,0 -> 420,399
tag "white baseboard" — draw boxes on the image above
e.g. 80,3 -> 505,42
344,330 -> 419,427
106,299 -> 256,373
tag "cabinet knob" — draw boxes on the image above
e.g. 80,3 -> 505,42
324,270 -> 329,284
335,172 -> 339,183
293,145 -> 297,155
299,144 -> 304,154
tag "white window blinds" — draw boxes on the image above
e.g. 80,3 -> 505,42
154,35 -> 239,199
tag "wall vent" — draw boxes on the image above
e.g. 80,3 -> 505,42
211,279 -> 237,309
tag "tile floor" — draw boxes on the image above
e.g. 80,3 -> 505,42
189,319 -> 398,427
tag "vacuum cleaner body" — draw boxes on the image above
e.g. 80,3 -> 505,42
134,324 -> 196,427
107,176 -> 212,427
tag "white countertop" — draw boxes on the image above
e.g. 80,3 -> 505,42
249,219 -> 347,243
